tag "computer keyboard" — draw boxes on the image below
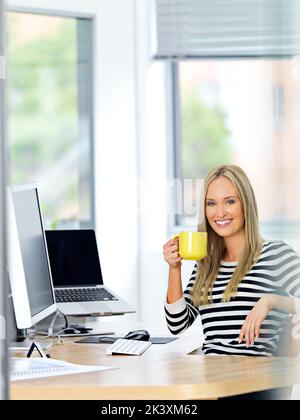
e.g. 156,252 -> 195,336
55,288 -> 118,303
106,339 -> 152,356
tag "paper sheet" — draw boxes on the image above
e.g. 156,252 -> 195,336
10,357 -> 116,381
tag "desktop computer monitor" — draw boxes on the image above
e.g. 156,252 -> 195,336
7,184 -> 57,330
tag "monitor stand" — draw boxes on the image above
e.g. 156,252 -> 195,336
7,296 -> 53,351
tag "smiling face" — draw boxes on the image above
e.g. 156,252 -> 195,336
205,176 -> 245,239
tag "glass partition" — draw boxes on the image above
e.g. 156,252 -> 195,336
0,0 -> 8,401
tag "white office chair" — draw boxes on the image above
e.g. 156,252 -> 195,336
275,315 -> 300,399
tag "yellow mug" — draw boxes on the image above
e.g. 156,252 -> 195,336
173,231 -> 207,261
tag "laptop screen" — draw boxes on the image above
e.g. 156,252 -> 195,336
45,230 -> 104,287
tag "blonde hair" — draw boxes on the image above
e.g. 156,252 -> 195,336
192,165 -> 263,306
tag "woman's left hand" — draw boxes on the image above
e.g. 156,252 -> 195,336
239,295 -> 274,347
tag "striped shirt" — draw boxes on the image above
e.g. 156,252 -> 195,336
165,241 -> 300,356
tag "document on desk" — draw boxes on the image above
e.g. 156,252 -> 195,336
10,358 -> 116,381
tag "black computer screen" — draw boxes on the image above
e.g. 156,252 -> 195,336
45,230 -> 104,287
12,188 -> 55,317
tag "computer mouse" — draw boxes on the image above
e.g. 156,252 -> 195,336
124,329 -> 150,341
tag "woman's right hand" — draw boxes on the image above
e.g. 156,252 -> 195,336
163,238 -> 182,269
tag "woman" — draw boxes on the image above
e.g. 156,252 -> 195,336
163,165 -> 300,399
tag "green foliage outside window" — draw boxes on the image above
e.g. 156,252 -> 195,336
181,88 -> 232,180
7,13 -> 80,225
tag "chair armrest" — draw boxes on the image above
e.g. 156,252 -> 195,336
276,315 -> 300,357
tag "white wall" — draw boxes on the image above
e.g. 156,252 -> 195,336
134,0 -> 167,328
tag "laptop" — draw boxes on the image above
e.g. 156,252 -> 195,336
45,229 -> 135,316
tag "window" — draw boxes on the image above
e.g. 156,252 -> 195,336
154,0 -> 300,248
6,11 -> 94,229
173,59 -> 300,249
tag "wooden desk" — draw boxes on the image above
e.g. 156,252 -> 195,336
10,335 -> 300,400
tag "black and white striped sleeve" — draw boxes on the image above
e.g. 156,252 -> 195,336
164,266 -> 200,335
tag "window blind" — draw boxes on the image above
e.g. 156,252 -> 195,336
154,0 -> 300,58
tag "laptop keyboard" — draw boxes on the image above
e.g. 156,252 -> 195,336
55,288 -> 118,303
